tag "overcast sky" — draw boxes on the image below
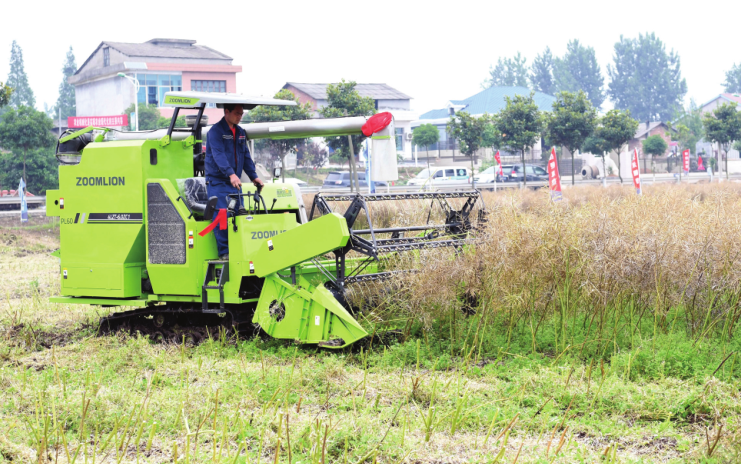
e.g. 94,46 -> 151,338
1,0 -> 739,117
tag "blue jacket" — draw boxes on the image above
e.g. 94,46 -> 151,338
205,117 -> 258,184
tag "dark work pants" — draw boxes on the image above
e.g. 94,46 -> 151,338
206,181 -> 243,257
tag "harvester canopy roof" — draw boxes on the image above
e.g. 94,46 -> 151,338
162,91 -> 297,109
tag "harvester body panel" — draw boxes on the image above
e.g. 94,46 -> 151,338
47,96 -> 483,348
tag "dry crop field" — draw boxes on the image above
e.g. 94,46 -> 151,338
1,184 -> 740,463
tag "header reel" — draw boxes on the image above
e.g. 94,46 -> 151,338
308,190 -> 487,291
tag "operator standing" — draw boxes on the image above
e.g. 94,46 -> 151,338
205,103 -> 264,260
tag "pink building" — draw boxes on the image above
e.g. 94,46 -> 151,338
70,38 -> 242,126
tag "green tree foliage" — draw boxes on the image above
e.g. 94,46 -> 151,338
607,33 -> 687,122
546,91 -> 598,185
483,52 -> 528,88
412,123 -> 439,170
248,89 -> 312,181
319,80 -> 376,158
553,40 -> 604,108
642,135 -> 668,159
319,80 -> 375,191
0,106 -> 57,193
6,41 -> 35,109
52,47 -> 77,119
0,82 -> 11,107
298,141 -> 328,171
703,102 -> 741,178
122,104 -> 186,131
669,100 -> 704,153
447,112 -> 488,186
581,135 -> 610,155
494,92 -> 544,186
595,109 -> 639,183
530,47 -> 555,95
482,117 -> 503,149
722,63 -> 741,93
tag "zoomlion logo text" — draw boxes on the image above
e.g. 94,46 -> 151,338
276,188 -> 292,198
251,230 -> 286,239
76,177 -> 125,186
164,96 -> 200,105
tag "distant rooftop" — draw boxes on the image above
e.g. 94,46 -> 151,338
284,82 -> 412,100
634,121 -> 671,139
419,86 -> 556,120
75,38 -> 232,76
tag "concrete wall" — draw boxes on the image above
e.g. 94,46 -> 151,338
377,99 -> 410,110
76,76 -> 129,120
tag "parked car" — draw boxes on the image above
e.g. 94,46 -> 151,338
322,171 -> 387,188
407,166 -> 471,186
493,164 -> 548,182
473,165 -> 513,184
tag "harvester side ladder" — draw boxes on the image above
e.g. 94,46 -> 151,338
202,260 -> 229,311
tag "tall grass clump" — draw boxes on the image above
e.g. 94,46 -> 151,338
353,183 -> 741,372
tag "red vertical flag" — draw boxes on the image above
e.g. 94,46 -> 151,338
682,149 -> 690,174
631,148 -> 642,195
547,147 -> 562,201
494,150 -> 503,176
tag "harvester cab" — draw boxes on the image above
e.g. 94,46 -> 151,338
47,91 -> 486,348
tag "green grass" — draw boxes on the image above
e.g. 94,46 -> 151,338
1,204 -> 741,463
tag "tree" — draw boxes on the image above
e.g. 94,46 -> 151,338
494,92 -> 544,187
581,135 -> 611,177
607,33 -> 687,122
447,112 -> 488,188
483,52 -> 528,88
703,102 -> 741,179
412,123 -> 440,171
642,135 -> 668,171
553,40 -> 604,108
300,141 -> 329,171
6,41 -> 35,109
723,63 -> 741,93
546,91 -> 598,185
0,82 -> 11,107
52,47 -> 77,120
669,100 -> 704,154
530,47 -> 556,95
319,80 -> 376,191
596,109 -> 639,183
122,104 -> 186,131
0,106 -> 56,190
248,89 -> 312,181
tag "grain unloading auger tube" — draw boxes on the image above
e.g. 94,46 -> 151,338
47,90 -> 482,349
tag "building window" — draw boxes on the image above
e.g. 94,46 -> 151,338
135,74 -> 182,107
395,128 -> 404,152
191,80 -> 226,107
191,80 -> 226,93
103,47 -> 110,67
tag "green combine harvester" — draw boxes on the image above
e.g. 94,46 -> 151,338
47,92 -> 485,348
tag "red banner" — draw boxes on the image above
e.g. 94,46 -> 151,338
68,115 -> 128,128
547,147 -> 562,201
631,148 -> 642,195
682,149 -> 690,174
494,150 -> 503,176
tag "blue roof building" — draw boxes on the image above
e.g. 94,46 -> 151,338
412,86 -> 556,156
417,86 -> 556,122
